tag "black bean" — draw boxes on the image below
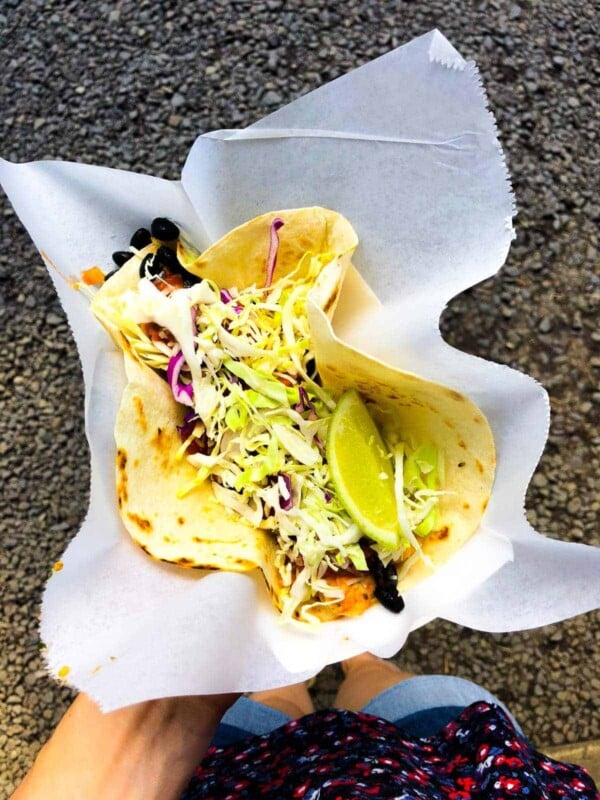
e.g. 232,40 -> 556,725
156,245 -> 181,270
363,545 -> 405,614
375,583 -> 405,614
151,217 -> 179,241
112,250 -> 131,267
130,227 -> 152,249
181,271 -> 200,287
154,244 -> 199,285
138,253 -> 162,279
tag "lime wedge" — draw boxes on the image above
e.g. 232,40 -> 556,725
327,389 -> 401,549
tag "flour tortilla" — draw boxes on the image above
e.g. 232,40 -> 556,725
307,299 -> 495,596
92,207 -> 495,620
93,208 -> 356,576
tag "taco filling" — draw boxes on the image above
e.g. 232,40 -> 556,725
87,209 -> 495,623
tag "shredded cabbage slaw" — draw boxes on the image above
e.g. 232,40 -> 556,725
92,250 -> 446,621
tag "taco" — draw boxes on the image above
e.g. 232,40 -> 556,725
88,208 -> 495,623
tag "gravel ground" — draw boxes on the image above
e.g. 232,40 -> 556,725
1,0 -> 598,794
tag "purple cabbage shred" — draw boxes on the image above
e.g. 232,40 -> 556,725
277,473 -> 293,511
265,218 -> 285,288
167,351 -> 194,407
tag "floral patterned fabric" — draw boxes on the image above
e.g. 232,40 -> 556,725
181,702 -> 599,799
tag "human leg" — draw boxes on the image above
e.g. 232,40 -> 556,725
248,681 -> 315,720
334,652 -> 415,712
335,656 -> 525,737
212,681 -> 315,746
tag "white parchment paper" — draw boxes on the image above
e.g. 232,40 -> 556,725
2,30 -> 599,710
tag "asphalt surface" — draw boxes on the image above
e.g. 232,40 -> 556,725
1,1 -> 599,795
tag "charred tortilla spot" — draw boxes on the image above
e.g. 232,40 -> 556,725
436,527 -> 449,540
117,449 -> 127,471
117,473 -> 128,504
458,461 -> 466,468
475,459 -> 484,474
463,502 -> 471,510
151,427 -> 169,453
446,389 -> 464,401
127,512 -> 152,532
232,558 -> 256,569
482,498 -> 489,511
473,415 -> 482,423
133,396 -> 147,433
458,439 -> 467,449
177,557 -> 194,566
117,449 -> 128,504
444,418 -> 455,429
177,516 -> 185,525
192,536 -> 203,543
133,458 -> 140,468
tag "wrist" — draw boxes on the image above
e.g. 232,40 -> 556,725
13,692 -> 239,800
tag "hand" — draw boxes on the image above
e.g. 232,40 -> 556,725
185,690 -> 241,719
12,691 -> 241,800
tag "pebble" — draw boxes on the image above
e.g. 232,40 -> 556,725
508,4 -> 522,19
45,312 -> 64,326
567,498 -> 582,514
41,689 -> 54,705
1,2 -> 599,795
23,673 -> 37,688
262,89 -> 284,105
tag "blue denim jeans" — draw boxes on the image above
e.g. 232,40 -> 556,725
211,674 -> 523,747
